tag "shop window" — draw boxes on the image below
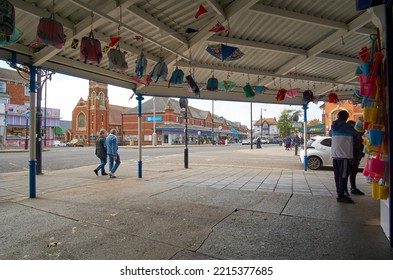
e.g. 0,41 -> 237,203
144,134 -> 152,141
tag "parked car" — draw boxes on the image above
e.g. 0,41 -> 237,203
54,140 -> 66,147
299,136 -> 332,170
241,139 -> 250,145
261,137 -> 270,144
67,138 -> 85,147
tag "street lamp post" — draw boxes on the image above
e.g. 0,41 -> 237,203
260,108 -> 266,138
179,98 -> 188,168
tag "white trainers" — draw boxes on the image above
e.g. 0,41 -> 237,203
109,173 -> 116,178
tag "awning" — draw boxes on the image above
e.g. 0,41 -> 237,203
299,124 -> 326,134
55,127 -> 64,135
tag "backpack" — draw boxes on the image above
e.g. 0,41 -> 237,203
207,76 -> 218,91
80,31 -> 103,64
0,0 -> 15,42
107,45 -> 128,71
36,13 -> 64,49
185,75 -> 200,96
149,58 -> 168,83
168,67 -> 184,87
135,52 -> 147,79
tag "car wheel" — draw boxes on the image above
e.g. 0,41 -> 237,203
307,156 -> 322,170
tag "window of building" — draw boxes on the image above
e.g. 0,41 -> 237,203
77,113 -> 86,130
99,92 -> 104,106
0,82 -> 6,93
24,86 -> 30,96
0,97 -> 8,104
144,134 -> 152,141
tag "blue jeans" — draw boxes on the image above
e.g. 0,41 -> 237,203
108,153 -> 120,174
96,157 -> 107,175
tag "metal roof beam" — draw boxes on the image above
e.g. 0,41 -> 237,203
205,0 -> 226,17
274,11 -> 372,76
250,4 -> 347,30
32,0 -> 136,66
68,0 -> 190,61
126,5 -> 188,46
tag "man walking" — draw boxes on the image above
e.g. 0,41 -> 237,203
331,111 -> 363,203
105,128 -> 121,178
94,129 -> 108,176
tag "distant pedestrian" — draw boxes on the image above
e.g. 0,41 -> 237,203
105,128 -> 121,178
94,129 -> 108,176
256,137 -> 261,149
284,136 -> 291,150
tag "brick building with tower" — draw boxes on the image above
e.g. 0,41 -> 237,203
71,80 -> 130,146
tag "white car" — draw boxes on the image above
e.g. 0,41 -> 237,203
54,140 -> 67,147
241,139 -> 250,145
299,136 -> 332,170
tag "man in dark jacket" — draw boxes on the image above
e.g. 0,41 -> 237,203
94,129 -> 108,176
347,120 -> 365,195
331,111 -> 363,203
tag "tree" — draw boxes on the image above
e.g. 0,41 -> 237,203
307,119 -> 321,126
277,109 -> 303,138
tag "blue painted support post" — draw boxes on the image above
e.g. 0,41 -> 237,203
29,66 -> 37,198
303,103 -> 308,171
136,94 -> 144,178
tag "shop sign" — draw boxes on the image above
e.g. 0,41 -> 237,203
146,116 -> 162,122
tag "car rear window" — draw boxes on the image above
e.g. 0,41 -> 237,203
320,138 -> 331,147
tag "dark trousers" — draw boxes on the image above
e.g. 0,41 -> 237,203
333,159 -> 350,198
349,163 -> 359,189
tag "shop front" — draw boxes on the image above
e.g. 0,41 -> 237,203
5,104 -> 61,147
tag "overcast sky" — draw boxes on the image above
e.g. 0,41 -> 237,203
1,61 -> 323,128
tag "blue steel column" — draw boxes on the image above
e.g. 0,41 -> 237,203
136,94 -> 144,178
303,104 -> 308,171
29,66 -> 37,198
385,2 -> 393,248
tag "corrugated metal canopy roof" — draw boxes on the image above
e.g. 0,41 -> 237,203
0,0 -> 380,106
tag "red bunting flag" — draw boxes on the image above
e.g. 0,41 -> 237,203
195,5 -> 207,19
133,36 -> 144,41
109,37 -> 121,47
209,22 -> 225,32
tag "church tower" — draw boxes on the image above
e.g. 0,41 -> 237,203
87,80 -> 109,143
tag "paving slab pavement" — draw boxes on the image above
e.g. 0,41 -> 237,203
0,146 -> 392,260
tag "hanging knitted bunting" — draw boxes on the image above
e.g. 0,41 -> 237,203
71,38 -> 79,49
328,92 -> 339,103
209,22 -> 225,32
276,88 -> 287,101
254,85 -> 268,94
194,5 -> 207,19
219,80 -> 236,92
109,36 -> 121,47
185,28 -> 198,34
243,83 -> 255,98
286,88 -> 301,98
303,90 -> 314,102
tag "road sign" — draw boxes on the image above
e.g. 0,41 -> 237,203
25,110 -> 30,120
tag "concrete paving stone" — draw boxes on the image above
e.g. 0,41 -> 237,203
197,210 -> 393,260
2,220 -> 180,260
171,249 -> 219,260
282,194 -> 381,225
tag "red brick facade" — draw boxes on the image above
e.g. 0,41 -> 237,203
324,100 -> 363,133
